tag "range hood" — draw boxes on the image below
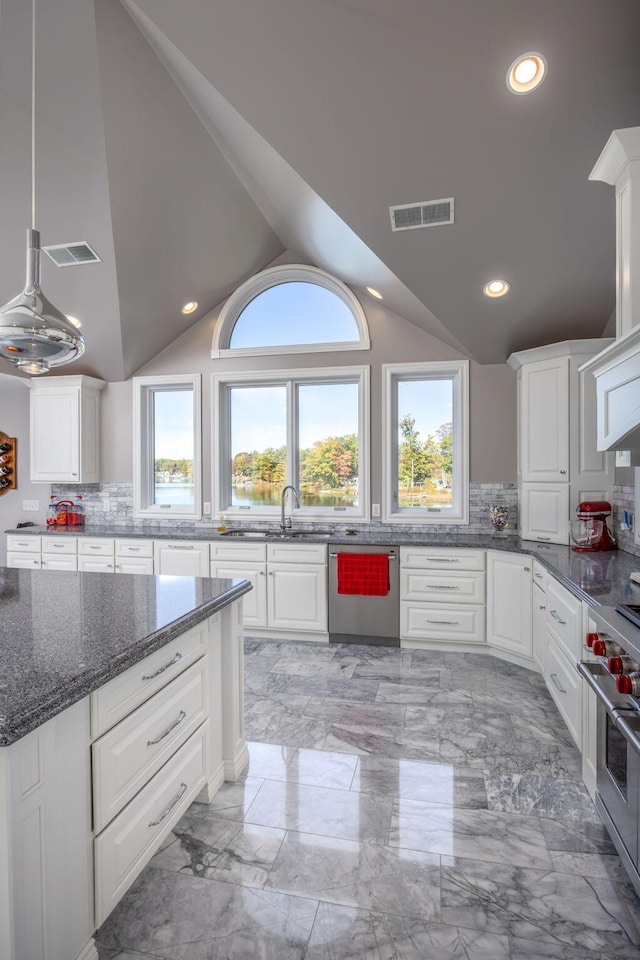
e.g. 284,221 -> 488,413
580,127 -> 640,452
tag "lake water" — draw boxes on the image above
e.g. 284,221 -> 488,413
154,483 -> 195,506
232,482 -> 357,508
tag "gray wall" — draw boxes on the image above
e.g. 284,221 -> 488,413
101,287 -> 518,498
0,382 -> 51,564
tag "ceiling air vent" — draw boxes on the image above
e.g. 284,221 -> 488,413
42,242 -> 102,267
389,197 -> 454,232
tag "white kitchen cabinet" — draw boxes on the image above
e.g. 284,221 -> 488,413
400,547 -> 486,647
154,540 -> 210,576
210,559 -> 267,627
41,554 -> 78,571
210,540 -> 327,636
519,356 -> 570,482
486,550 -> 533,661
520,483 -> 569,543
267,562 -> 327,632
78,555 -> 114,573
545,630 -> 582,748
6,553 -> 41,569
531,561 -> 548,669
29,375 -> 105,483
114,557 -> 154,575
508,341 -> 614,544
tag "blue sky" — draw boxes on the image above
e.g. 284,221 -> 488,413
154,389 -> 194,459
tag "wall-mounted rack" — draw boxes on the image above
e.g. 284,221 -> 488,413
0,431 -> 17,495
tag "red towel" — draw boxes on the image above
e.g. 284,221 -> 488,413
337,553 -> 390,596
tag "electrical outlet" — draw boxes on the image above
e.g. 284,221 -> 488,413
372,503 -> 381,517
23,500 -> 40,511
203,501 -> 211,515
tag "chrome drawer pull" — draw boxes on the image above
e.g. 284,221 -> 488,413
142,653 -> 182,681
425,557 -> 460,563
148,782 -> 187,827
128,546 -> 141,552
147,710 -> 186,746
534,572 -> 544,579
426,584 -> 460,590
537,537 -> 551,541
330,553 -> 396,559
426,619 -> 460,625
169,544 -> 194,549
550,610 -> 566,625
550,672 -> 567,694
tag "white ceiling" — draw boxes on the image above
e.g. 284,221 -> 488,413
0,0 -> 638,382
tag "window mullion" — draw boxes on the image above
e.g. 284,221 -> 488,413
287,380 -> 297,492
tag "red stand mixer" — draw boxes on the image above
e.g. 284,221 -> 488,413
570,500 -> 616,552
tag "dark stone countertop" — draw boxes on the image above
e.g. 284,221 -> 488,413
0,569 -> 251,746
7,524 -> 640,610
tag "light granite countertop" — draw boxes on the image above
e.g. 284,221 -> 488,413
7,523 -> 640,609
0,569 -> 251,746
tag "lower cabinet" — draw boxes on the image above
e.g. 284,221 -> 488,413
486,550 -> 533,659
154,540 -> 210,576
210,540 -> 328,634
545,629 -> 582,748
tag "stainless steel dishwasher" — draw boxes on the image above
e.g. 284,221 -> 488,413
328,544 -> 399,646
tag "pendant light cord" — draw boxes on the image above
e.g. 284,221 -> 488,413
31,0 -> 36,231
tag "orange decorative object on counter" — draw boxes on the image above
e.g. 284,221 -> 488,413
55,500 -> 74,525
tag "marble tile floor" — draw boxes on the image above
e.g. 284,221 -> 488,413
97,639 -> 640,959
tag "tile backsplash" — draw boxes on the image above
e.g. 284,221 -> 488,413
52,481 -> 519,537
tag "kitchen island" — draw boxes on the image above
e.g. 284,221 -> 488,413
0,566 -> 251,960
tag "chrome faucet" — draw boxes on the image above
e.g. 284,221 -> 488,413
280,484 -> 300,534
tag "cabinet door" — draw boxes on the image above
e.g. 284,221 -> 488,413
520,483 -> 569,544
532,582 -> 547,669
210,561 -> 267,627
6,553 -> 41,569
153,541 -> 210,576
520,358 -> 569,482
486,551 -> 532,659
41,554 -> 78,571
30,386 -> 80,482
114,558 -> 154,575
267,562 -> 328,632
77,556 -> 114,573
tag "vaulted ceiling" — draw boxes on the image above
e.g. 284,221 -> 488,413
0,0 -> 638,382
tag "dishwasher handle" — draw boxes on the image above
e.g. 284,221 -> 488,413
330,552 -> 396,559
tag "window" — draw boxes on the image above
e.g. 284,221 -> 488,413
382,361 -> 468,524
133,374 -> 202,519
211,264 -> 370,358
213,366 -> 369,521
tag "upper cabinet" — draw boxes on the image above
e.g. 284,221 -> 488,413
30,375 -> 105,483
509,341 -> 614,544
580,127 -> 640,452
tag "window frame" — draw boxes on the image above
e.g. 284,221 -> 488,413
133,373 -> 202,520
212,365 -> 370,522
382,360 -> 469,524
211,264 -> 370,358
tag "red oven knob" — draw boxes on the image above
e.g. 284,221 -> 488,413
616,673 -> 640,696
609,657 -> 625,674
593,638 -> 622,657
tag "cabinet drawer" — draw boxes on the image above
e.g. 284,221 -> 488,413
267,542 -> 327,564
77,537 -> 115,556
400,601 -> 485,643
546,577 -> 582,661
400,547 -> 485,571
92,658 -> 208,832
115,538 -> 154,558
6,553 -> 41,569
210,541 -> 267,562
94,723 -> 207,927
6,535 -> 41,553
40,535 -> 77,554
91,622 -> 207,738
545,634 -> 581,748
400,569 -> 485,604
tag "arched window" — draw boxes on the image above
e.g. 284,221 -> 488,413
211,264 -> 370,358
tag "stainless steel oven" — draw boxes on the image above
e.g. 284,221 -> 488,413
579,605 -> 640,896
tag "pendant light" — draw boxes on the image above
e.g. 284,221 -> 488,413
0,0 -> 85,375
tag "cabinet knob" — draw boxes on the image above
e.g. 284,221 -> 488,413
524,566 -> 530,572
560,469 -> 566,475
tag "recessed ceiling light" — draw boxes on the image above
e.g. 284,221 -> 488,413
483,280 -> 511,298
66,315 -> 82,328
181,300 -> 198,315
506,52 -> 546,94
366,287 -> 383,300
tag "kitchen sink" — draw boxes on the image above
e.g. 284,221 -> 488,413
220,530 -> 269,538
220,529 -> 333,539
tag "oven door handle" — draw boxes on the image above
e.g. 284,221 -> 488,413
577,661 -> 621,715
615,714 -> 640,757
